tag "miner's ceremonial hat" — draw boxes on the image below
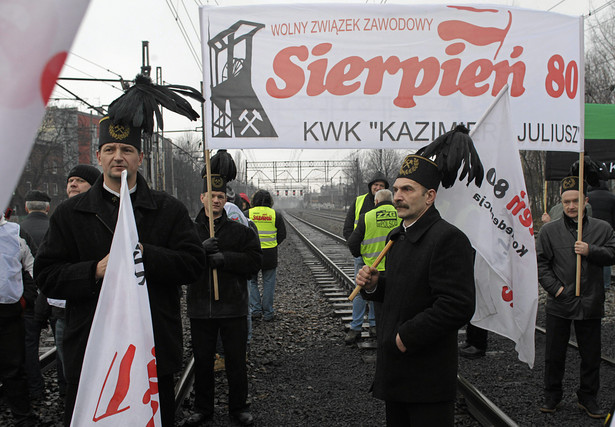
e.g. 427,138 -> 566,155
397,155 -> 441,191
560,176 -> 588,195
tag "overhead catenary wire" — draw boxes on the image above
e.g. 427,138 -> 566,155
165,0 -> 202,73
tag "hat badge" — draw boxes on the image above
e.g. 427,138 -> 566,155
109,123 -> 130,140
562,177 -> 576,190
212,176 -> 224,188
400,156 -> 419,176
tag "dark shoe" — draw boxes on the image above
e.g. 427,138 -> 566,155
459,345 -> 486,359
344,329 -> 361,344
230,411 -> 254,426
369,326 -> 377,338
578,400 -> 606,419
539,398 -> 560,413
251,311 -> 262,320
263,315 -> 275,322
185,411 -> 213,426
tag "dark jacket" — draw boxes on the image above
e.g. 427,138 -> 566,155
343,172 -> 389,240
348,200 -> 395,258
537,213 -> 615,320
20,211 -> 49,247
34,173 -> 205,382
187,209 -> 262,319
343,193 -> 376,240
362,206 -> 475,403
588,184 -> 615,227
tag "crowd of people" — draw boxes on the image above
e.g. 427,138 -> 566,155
2,113 -> 615,426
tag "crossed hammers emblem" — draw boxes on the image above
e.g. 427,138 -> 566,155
238,109 -> 263,135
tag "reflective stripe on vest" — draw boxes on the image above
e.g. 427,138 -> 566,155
353,194 -> 368,229
0,222 -> 24,304
249,206 -> 278,249
360,204 -> 401,271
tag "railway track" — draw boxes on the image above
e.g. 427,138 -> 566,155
284,211 -> 518,427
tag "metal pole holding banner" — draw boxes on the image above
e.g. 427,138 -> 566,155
201,81 -> 220,301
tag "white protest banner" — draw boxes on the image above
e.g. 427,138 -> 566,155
437,87 -> 538,367
200,4 -> 583,153
0,0 -> 90,211
71,170 -> 161,426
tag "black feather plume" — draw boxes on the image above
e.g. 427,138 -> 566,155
108,74 -> 204,135
206,149 -> 237,182
568,156 -> 609,187
415,124 -> 484,188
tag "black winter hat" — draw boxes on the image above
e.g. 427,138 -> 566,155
67,164 -> 101,186
25,190 -> 51,203
368,172 -> 389,189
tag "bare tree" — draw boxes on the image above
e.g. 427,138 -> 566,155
585,5 -> 615,104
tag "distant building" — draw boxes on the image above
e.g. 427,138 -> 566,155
10,107 -> 102,217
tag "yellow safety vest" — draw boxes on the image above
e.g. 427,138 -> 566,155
353,194 -> 368,230
249,206 -> 278,249
360,203 -> 400,271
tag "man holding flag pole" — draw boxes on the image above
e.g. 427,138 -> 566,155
34,76 -> 206,426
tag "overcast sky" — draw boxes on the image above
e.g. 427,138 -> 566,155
55,0 -> 611,164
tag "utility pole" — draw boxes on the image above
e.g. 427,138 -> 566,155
141,41 -> 154,187
156,66 -> 165,192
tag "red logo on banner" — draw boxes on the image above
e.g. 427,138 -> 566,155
93,345 -> 136,421
142,347 -> 160,427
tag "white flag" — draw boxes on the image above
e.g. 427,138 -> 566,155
0,0 -> 90,211
71,170 -> 161,426
437,87 -> 538,368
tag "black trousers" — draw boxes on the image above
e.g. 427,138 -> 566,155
191,316 -> 249,416
385,400 -> 454,426
0,312 -> 32,423
466,323 -> 488,351
544,313 -> 601,402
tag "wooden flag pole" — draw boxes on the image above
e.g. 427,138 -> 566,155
348,240 -> 394,301
575,152 -> 584,297
543,181 -> 548,214
201,82 -> 220,300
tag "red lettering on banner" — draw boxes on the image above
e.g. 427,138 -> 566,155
266,7 -> 527,107
142,347 -> 159,427
93,344 -> 136,421
505,191 -> 534,236
502,285 -> 513,307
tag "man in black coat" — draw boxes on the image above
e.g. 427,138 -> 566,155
34,116 -> 205,426
356,155 -> 475,426
19,190 -> 50,400
185,174 -> 262,426
588,180 -> 615,289
20,190 -> 50,247
537,176 -> 615,418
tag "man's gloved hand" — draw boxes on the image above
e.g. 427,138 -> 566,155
208,252 -> 225,269
202,237 -> 219,254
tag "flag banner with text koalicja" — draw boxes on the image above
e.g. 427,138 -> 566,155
437,87 -> 538,368
199,4 -> 583,152
0,0 -> 90,215
71,170 -> 161,426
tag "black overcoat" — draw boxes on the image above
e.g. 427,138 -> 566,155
34,173 -> 205,383
362,206 -> 475,403
187,209 -> 262,319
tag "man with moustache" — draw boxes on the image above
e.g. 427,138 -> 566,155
34,116 -> 205,426
355,154 -> 476,426
537,176 -> 615,418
